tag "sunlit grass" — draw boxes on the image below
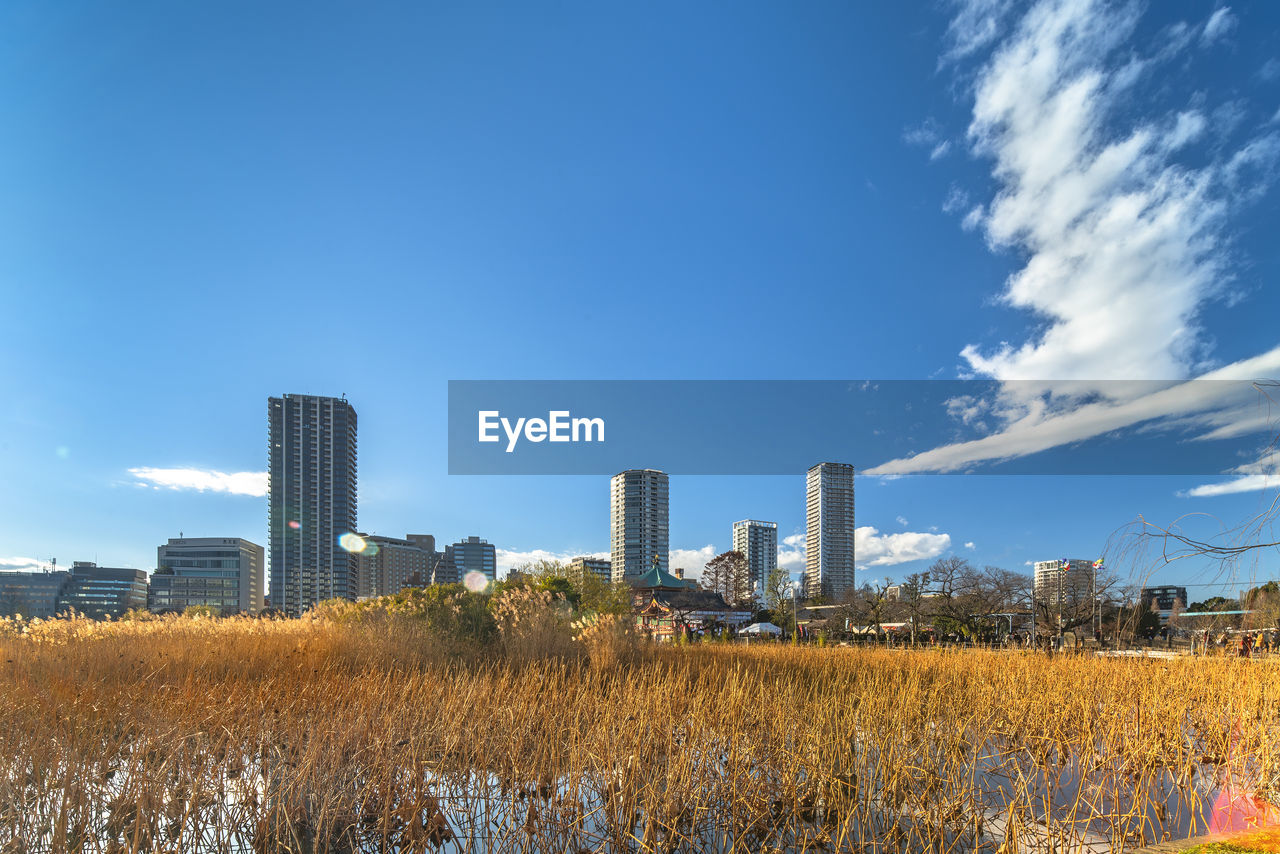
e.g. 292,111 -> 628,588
1,611 -> 1277,852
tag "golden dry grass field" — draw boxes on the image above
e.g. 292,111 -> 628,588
1,611 -> 1278,854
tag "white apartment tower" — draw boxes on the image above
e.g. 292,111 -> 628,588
805,462 -> 855,600
1033,559 -> 1096,608
732,519 -> 778,593
610,469 -> 669,584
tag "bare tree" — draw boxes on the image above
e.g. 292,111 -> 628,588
846,577 -> 893,640
702,551 -> 753,609
890,571 -> 933,646
1108,381 -> 1280,596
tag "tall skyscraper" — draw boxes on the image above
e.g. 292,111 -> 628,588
268,394 -> 358,616
805,462 -> 855,600
151,537 -> 264,615
732,519 -> 778,594
610,469 -> 669,584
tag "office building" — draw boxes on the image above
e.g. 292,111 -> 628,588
1140,585 -> 1189,624
443,536 -> 497,583
355,534 -> 437,598
268,394 -> 358,616
1033,560 -> 1097,607
150,537 -> 264,615
610,469 -> 669,584
58,562 -> 148,620
1140,585 -> 1188,611
732,519 -> 778,594
805,462 -> 855,600
568,556 -> 612,584
0,569 -> 70,618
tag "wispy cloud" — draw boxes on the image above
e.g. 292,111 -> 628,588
941,0 -> 1015,63
1200,7 -> 1236,45
964,541 -> 977,549
904,118 -> 952,160
1181,475 -> 1279,498
877,0 -> 1280,475
1180,450 -> 1280,497
128,467 -> 268,497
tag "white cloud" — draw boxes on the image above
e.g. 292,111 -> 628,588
0,556 -> 50,573
856,527 -> 952,568
953,0 -> 1277,389
496,548 -> 608,575
1201,7 -> 1236,44
964,541 -> 977,549
128,467 -> 267,497
669,546 -> 717,579
777,535 -> 807,575
896,515 -> 909,527
1181,475 -> 1279,497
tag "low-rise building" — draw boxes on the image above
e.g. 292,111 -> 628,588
354,534 -> 437,598
568,556 -> 611,584
628,564 -> 751,639
442,537 -> 497,584
0,570 -> 70,618
151,537 -> 264,615
59,562 -> 148,619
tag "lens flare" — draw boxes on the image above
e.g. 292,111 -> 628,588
288,520 -> 301,530
338,532 -> 367,554
463,571 -> 489,593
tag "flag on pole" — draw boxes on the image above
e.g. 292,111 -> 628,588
1092,557 -> 1104,569
1060,559 -> 1071,571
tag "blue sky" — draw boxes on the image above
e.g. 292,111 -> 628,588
2,0 -> 1279,602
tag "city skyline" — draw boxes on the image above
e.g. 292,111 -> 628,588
3,2 -> 1280,600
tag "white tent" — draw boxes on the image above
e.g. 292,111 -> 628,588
740,622 -> 783,635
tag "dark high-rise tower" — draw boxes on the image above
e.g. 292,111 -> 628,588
805,462 -> 855,600
268,394 -> 358,615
